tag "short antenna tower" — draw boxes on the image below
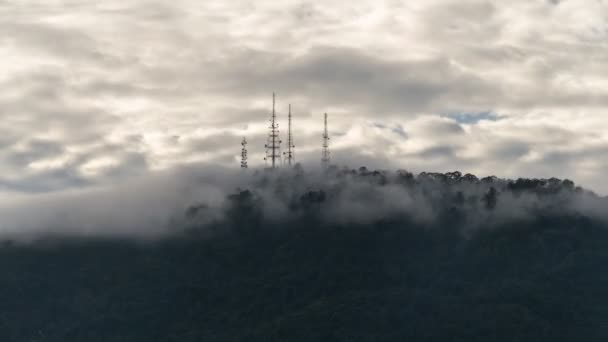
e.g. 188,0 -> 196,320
264,92 -> 282,168
240,137 -> 248,168
284,104 -> 295,166
321,112 -> 330,168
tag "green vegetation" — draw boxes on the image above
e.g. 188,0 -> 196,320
0,216 -> 606,341
1,170 -> 607,341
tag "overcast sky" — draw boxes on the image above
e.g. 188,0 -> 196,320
1,0 -> 608,197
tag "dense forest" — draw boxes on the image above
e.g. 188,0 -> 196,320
1,168 -> 607,341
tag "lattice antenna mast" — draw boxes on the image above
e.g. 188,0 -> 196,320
284,104 -> 295,166
321,112 -> 330,168
240,137 -> 248,168
264,93 -> 282,168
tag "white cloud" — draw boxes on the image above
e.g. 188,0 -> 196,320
1,0 -> 608,195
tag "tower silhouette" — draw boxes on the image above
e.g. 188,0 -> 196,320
284,104 -> 295,167
321,112 -> 330,168
240,137 -> 248,168
264,93 -> 282,168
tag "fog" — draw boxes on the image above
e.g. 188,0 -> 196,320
0,164 -> 606,242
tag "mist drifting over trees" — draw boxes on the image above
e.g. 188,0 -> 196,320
1,164 -> 607,241
1,165 -> 607,341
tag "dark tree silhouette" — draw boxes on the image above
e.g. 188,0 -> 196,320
1,169 -> 607,341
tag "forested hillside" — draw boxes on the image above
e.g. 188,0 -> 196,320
1,169 -> 607,341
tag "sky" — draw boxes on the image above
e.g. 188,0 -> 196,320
1,0 -> 608,197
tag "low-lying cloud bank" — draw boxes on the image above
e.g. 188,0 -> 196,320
0,164 -> 606,242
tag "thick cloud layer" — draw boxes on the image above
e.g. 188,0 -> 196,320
2,0 -> 608,197
1,164 -> 606,242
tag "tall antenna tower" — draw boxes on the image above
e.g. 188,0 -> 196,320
264,92 -> 282,168
284,104 -> 295,166
240,137 -> 248,168
321,112 -> 330,168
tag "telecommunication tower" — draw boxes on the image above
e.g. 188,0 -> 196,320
284,104 -> 295,166
240,137 -> 248,168
264,93 -> 282,168
321,113 -> 330,168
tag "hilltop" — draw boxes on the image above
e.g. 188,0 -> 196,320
1,169 -> 607,341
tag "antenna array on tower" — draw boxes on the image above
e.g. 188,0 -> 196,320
264,93 -> 282,168
284,104 -> 295,166
238,93 -> 334,170
241,137 -> 248,168
321,112 -> 330,168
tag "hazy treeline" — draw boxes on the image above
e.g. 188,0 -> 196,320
1,164 -> 606,242
181,166 -> 608,236
0,166 -> 607,341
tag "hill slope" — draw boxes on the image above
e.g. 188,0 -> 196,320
1,169 -> 607,341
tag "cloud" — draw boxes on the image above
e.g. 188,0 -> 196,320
0,164 -> 605,243
1,0 -> 608,197
442,111 -> 502,124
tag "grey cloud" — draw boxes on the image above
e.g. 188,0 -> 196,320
297,146 -> 394,171
0,168 -> 88,193
417,118 -> 465,136
111,2 -> 186,22
198,107 -> 274,127
0,164 -> 605,242
0,135 -> 150,194
206,47 -> 500,115
2,139 -> 65,169
419,146 -> 456,159
372,122 -> 408,139
0,21 -> 113,66
421,1 -> 499,43
442,112 -> 502,124
0,70 -> 117,140
392,125 -> 408,139
100,152 -> 148,179
485,139 -> 530,161
0,0 -> 608,196
185,132 -> 246,156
